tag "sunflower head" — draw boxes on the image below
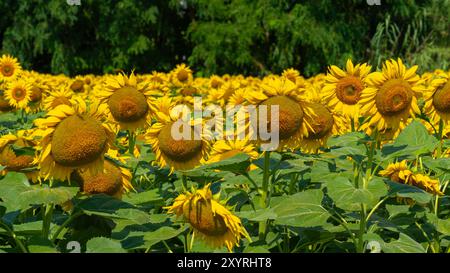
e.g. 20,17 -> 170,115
5,79 -> 32,109
165,184 -> 250,252
0,54 -> 22,81
171,64 -> 193,87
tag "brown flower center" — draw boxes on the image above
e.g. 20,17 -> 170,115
305,103 -> 334,139
177,70 -> 189,82
51,96 -> 72,108
432,81 -> 450,113
1,64 -> 14,77
12,87 -> 26,101
30,86 -> 42,102
108,86 -> 148,122
260,95 -> 304,140
71,160 -> 123,196
51,115 -> 107,167
70,80 -> 84,93
157,122 -> 203,162
376,79 -> 413,116
335,76 -> 363,105
184,198 -> 228,236
5,155 -> 34,171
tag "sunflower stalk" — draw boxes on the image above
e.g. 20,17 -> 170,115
128,130 -> 136,157
258,151 -> 271,241
0,220 -> 28,253
436,119 -> 444,158
42,203 -> 54,239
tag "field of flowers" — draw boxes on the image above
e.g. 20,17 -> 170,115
0,54 -> 449,253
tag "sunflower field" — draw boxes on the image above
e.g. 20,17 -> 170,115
0,54 -> 449,254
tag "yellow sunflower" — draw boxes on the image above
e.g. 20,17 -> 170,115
245,76 -> 315,150
145,102 -> 210,172
4,79 -> 32,109
98,72 -> 152,131
0,130 -> 40,183
322,59 -> 371,121
299,85 -> 346,153
34,100 -> 115,181
171,64 -> 193,87
360,59 -> 425,135
0,54 -> 22,81
424,72 -> 450,125
379,160 -> 443,196
71,149 -> 134,199
165,183 -> 250,252
204,138 -> 259,164
43,85 -> 75,111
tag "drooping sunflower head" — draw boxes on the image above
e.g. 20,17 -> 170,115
146,102 -> 210,172
379,160 -> 413,183
0,54 -> 22,81
360,59 -> 425,135
165,183 -> 250,252
245,77 -> 315,150
71,150 -> 133,199
204,138 -> 259,164
322,59 -> 371,119
34,101 -> 115,181
171,64 -> 193,87
99,72 -> 151,131
424,73 -> 450,125
5,79 -> 32,109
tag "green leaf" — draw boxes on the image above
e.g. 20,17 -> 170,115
386,180 -> 432,204
28,237 -> 57,253
382,120 -> 439,159
86,237 -> 126,253
382,233 -> 426,253
326,176 -> 387,211
122,189 -> 164,206
143,226 -> 187,248
200,153 -> 251,173
272,189 -> 330,227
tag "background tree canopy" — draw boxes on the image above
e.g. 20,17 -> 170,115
0,0 -> 448,77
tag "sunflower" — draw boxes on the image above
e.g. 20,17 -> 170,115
0,130 -> 40,182
322,59 -> 371,121
145,101 -> 210,172
71,149 -> 133,199
424,73 -> 450,125
4,79 -> 32,109
171,64 -> 193,87
299,85 -> 346,153
43,85 -> 75,111
245,76 -> 315,150
379,160 -> 443,196
98,72 -> 152,131
204,138 -> 259,164
360,59 -> 425,135
0,54 -> 22,81
34,100 -> 115,181
165,183 -> 250,252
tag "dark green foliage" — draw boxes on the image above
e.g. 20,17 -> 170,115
0,0 -> 448,76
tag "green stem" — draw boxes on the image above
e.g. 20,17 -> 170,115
0,220 -> 28,253
288,173 -> 299,194
162,240 -> 173,253
366,196 -> 389,222
437,120 -> 444,158
42,203 -> 54,239
181,173 -> 188,192
357,204 -> 367,253
51,211 -> 82,242
258,151 -> 271,241
128,130 -> 136,156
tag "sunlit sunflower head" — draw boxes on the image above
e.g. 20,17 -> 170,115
5,79 -> 32,110
228,87 -> 249,106
424,73 -> 450,125
360,59 -> 425,135
71,149 -> 133,199
322,59 -> 371,120
145,103 -> 210,172
379,160 -> 413,183
209,75 -> 224,89
171,64 -> 193,87
43,85 -> 75,111
165,183 -> 250,252
0,54 -> 22,81
99,72 -> 152,131
410,173 -> 443,196
34,100 -> 115,181
298,86 -> 346,153
204,138 -> 259,164
245,76 -> 315,150
69,77 -> 87,94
